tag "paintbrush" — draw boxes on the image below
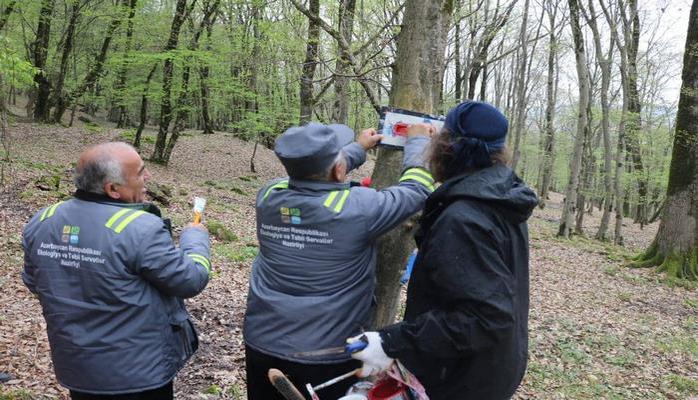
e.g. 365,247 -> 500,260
268,368 -> 305,400
193,197 -> 206,224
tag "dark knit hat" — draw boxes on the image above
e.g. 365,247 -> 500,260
274,122 -> 355,179
444,101 -> 508,150
443,101 -> 508,171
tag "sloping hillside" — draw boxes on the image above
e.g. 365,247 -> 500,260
0,121 -> 695,399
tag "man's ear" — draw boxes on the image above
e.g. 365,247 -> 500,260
104,182 -> 121,200
331,160 -> 347,182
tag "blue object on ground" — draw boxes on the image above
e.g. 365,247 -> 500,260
400,250 -> 418,285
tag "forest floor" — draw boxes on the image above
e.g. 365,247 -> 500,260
0,118 -> 696,400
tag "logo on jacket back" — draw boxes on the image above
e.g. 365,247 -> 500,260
62,225 -> 80,244
280,207 -> 301,224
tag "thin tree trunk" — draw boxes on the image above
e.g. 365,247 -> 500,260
134,64 -> 158,150
152,0 -> 193,163
332,0 -> 356,125
537,0 -> 560,207
163,0 -> 219,165
559,0 -> 591,238
585,0 -> 615,240
52,0 -> 127,123
0,0 -> 17,32
32,0 -> 55,122
116,0 -> 138,128
50,0 -> 81,125
299,0 -> 320,124
199,1 -> 218,134
511,0 -> 530,171
454,1 -> 462,102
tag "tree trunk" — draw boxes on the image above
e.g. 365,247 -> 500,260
454,1 -> 462,102
0,0 -> 17,32
163,0 -> 220,165
116,0 -> 138,128
332,0 -> 356,125
52,0 -> 126,123
585,0 -> 614,240
537,0 -> 560,207
371,0 -> 453,328
299,0 -> 320,124
558,0 -> 591,238
32,0 -> 55,122
510,0 -> 530,171
630,0 -> 698,280
50,0 -> 81,125
152,0 -> 192,163
133,64 -> 158,150
199,0 -> 218,135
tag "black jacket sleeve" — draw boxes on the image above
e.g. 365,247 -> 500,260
380,210 -> 516,359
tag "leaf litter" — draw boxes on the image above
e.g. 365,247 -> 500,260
0,123 -> 695,399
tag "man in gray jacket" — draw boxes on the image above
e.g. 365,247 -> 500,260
22,142 -> 211,400
244,122 -> 435,399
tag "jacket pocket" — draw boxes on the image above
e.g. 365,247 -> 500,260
169,314 -> 199,364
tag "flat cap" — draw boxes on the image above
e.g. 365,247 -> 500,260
274,122 -> 355,179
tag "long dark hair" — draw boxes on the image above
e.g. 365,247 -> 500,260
428,129 -> 512,183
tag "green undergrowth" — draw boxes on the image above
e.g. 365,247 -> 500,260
665,374 -> 698,396
206,219 -> 238,242
0,389 -> 34,400
213,244 -> 258,263
120,129 -> 155,145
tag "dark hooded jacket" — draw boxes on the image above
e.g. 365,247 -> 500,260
379,164 -> 538,400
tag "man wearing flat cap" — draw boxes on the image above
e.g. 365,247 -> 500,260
349,101 -> 538,399
243,122 -> 435,399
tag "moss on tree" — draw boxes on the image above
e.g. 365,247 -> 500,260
629,241 -> 698,281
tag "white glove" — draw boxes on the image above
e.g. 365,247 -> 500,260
347,331 -> 394,377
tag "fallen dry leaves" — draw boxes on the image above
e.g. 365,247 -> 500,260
0,122 -> 695,399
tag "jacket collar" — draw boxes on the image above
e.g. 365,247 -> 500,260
73,189 -> 163,218
288,178 -> 350,192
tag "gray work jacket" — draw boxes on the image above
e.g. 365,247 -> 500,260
244,137 -> 434,363
22,192 -> 211,394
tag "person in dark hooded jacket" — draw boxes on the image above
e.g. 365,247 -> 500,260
349,101 -> 538,399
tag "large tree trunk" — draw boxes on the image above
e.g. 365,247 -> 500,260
558,0 -> 591,238
32,0 -> 55,122
371,0 -> 453,328
299,0 -> 320,124
199,0 -> 218,135
152,0 -> 192,163
630,0 -> 698,280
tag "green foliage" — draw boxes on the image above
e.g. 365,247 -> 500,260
204,385 -> 222,395
206,219 -> 238,243
0,37 -> 37,90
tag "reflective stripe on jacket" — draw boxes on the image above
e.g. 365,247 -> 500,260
22,193 -> 210,394
244,138 -> 433,363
